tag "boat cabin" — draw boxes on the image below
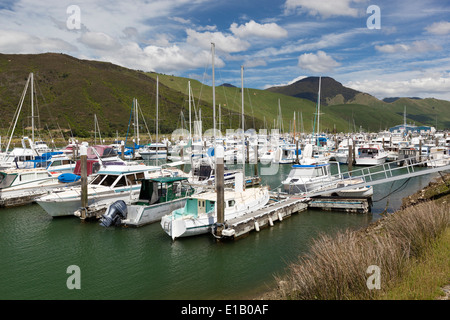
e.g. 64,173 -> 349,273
286,163 -> 332,182
0,169 -> 53,189
136,176 -> 194,205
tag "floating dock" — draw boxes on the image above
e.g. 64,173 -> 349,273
307,196 -> 372,213
219,193 -> 309,240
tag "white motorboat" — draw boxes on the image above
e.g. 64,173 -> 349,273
99,176 -> 196,227
0,167 -> 75,207
160,185 -> 270,240
282,162 -> 339,194
139,143 -> 168,160
355,143 -> 387,166
426,146 -> 450,167
282,161 -> 373,197
35,163 -> 169,217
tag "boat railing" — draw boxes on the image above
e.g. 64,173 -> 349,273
296,151 -> 450,197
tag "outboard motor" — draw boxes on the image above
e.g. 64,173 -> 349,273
99,200 -> 128,227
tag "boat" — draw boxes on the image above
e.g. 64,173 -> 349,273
426,146 -> 450,167
0,137 -> 38,170
99,176 -> 196,227
160,185 -> 270,239
45,153 -> 76,174
355,143 -> 387,166
35,163 -> 166,217
0,167 -> 77,207
332,179 -> 373,198
282,162 -> 339,194
139,142 -> 168,160
282,161 -> 373,197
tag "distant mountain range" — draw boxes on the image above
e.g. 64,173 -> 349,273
0,53 -> 448,140
265,76 -> 380,106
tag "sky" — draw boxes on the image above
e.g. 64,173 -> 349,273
1,0 -> 450,100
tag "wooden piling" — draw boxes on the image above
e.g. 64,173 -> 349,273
80,145 -> 88,220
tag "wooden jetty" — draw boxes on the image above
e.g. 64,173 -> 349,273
219,193 -> 309,240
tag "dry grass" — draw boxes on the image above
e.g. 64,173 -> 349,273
275,200 -> 449,300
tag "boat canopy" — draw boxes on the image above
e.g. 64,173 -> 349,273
147,176 -> 188,183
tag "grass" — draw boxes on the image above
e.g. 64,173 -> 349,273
273,199 -> 450,300
378,228 -> 450,300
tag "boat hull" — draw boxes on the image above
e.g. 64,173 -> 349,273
123,198 -> 188,227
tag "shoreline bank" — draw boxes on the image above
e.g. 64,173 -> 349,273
256,172 -> 450,300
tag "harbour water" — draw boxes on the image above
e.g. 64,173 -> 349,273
0,161 -> 438,299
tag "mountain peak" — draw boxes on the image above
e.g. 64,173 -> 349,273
265,76 -> 375,106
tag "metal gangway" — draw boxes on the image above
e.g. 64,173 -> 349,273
293,154 -> 450,198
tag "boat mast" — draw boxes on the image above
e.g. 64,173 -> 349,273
211,42 -> 216,149
189,81 -> 192,141
156,76 -> 159,165
317,76 -> 321,146
31,72 -> 34,144
6,74 -> 31,153
241,65 -> 245,170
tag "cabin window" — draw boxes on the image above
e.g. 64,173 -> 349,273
37,172 -> 50,179
20,173 -> 36,182
228,200 -> 235,207
51,160 -> 62,167
90,174 -> 106,185
100,175 -> 118,186
114,176 -> 127,187
0,174 -> 16,188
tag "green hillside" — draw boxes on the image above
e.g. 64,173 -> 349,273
0,53 -> 448,143
0,53 -> 249,140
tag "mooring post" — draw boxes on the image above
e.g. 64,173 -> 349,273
121,140 -> 125,160
215,145 -> 225,238
80,145 -> 88,220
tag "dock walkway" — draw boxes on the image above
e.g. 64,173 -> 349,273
221,194 -> 308,239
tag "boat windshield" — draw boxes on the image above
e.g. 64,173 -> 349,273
0,173 -> 17,189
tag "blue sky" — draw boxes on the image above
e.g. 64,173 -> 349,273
1,0 -> 450,100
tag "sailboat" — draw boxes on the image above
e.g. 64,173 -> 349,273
140,78 -> 168,160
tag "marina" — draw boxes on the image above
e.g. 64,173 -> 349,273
0,150 -> 447,299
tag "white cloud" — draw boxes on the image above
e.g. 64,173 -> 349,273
298,51 -> 341,73
97,42 -> 224,74
375,40 -> 442,54
346,73 -> 450,100
284,0 -> 366,18
0,29 -> 78,53
78,31 -> 120,51
186,28 -> 250,53
263,75 -> 307,88
230,20 -> 288,39
170,17 -> 191,24
425,21 -> 450,35
244,58 -> 267,68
